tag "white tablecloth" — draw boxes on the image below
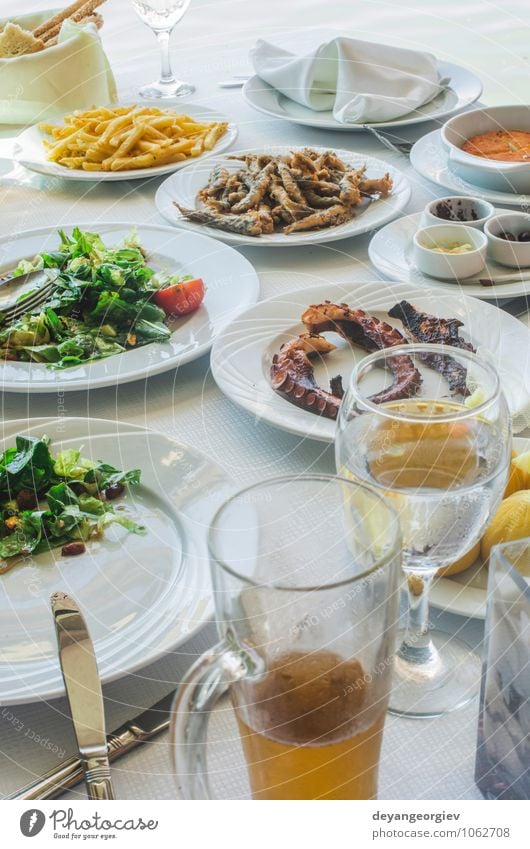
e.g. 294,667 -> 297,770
0,0 -> 529,801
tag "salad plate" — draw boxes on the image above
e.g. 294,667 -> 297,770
0,223 -> 259,393
410,130 -> 530,206
155,146 -> 412,247
0,417 -> 232,705
368,211 -> 530,300
242,61 -> 482,131
13,103 -> 238,182
210,280 -> 530,443
430,436 -> 529,620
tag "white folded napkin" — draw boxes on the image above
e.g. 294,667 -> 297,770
250,37 -> 443,124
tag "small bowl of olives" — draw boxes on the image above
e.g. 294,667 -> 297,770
422,196 -> 495,230
485,212 -> 530,267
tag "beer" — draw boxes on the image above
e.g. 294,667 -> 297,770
232,650 -> 387,800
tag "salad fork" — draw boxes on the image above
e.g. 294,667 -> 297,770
0,268 -> 59,322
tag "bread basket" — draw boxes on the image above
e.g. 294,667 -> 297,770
0,9 -> 116,125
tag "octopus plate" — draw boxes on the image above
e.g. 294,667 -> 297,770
211,281 -> 530,443
155,146 -> 411,246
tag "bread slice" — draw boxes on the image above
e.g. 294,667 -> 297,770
0,22 -> 46,58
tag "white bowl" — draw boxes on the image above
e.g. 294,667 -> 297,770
441,105 -> 530,193
413,224 -> 487,280
485,213 -> 530,267
421,196 -> 495,230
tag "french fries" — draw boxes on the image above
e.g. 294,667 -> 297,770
39,105 -> 229,172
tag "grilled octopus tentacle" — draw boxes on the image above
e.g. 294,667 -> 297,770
301,302 -> 422,404
270,333 -> 342,420
387,301 -> 474,396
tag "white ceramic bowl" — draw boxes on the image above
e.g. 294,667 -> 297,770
441,105 -> 530,193
485,212 -> 530,267
421,196 -> 495,230
413,224 -> 487,280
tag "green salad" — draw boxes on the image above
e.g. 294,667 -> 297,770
0,228 -> 182,369
0,435 -> 145,573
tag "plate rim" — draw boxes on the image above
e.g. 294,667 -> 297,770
368,209 -> 530,300
155,144 -> 412,246
0,221 -> 260,393
242,60 -> 483,131
430,435 -> 529,620
410,129 -> 529,206
0,416 -> 230,704
210,280 -> 530,443
14,102 -> 238,182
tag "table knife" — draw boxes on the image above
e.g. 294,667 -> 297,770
51,592 -> 115,801
8,690 -> 175,800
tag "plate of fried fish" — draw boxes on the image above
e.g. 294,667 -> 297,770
210,280 -> 530,442
155,146 -> 411,245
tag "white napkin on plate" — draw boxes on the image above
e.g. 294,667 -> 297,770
250,37 -> 443,124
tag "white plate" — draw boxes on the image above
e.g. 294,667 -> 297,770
0,417 -> 232,705
369,211 -> 530,299
411,129 -> 530,206
430,436 -> 529,620
0,223 -> 259,393
210,280 -> 530,443
242,61 -> 482,131
155,146 -> 411,246
14,103 -> 238,182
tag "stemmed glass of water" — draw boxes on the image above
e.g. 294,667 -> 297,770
336,343 -> 511,717
131,0 -> 194,99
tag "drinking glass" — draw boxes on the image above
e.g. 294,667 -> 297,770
475,537 -> 530,799
131,0 -> 195,99
335,343 -> 511,718
171,475 -> 401,800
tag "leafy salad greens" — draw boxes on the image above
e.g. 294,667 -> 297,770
0,228 -> 188,369
0,434 -> 145,572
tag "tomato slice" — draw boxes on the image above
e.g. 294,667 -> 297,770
153,277 -> 205,316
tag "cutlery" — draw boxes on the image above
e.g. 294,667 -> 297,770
218,74 -> 251,88
0,268 -> 59,322
362,124 -> 414,156
8,691 -> 174,800
51,592 -> 115,801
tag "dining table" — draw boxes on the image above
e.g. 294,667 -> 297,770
0,0 -> 529,801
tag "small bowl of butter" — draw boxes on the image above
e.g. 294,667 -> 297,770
413,224 -> 488,280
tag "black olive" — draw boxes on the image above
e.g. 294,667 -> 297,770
499,231 -> 516,241
518,230 -> 530,242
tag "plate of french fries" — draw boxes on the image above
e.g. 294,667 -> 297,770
14,102 -> 237,181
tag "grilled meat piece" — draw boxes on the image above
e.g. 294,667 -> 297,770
270,333 -> 342,419
388,300 -> 474,395
302,302 -> 422,404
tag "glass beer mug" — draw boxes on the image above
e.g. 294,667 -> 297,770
171,475 -> 401,800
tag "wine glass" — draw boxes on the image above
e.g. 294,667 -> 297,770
335,343 -> 511,717
131,0 -> 195,99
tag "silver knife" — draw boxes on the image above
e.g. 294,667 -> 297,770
51,592 -> 115,801
8,691 -> 174,800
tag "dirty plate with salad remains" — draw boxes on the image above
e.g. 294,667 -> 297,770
0,223 -> 259,393
0,417 -> 233,704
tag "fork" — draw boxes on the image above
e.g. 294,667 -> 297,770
0,268 -> 59,323
362,124 -> 414,156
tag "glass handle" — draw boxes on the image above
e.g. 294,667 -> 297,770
171,641 -> 248,799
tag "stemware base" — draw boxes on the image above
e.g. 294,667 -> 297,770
139,80 -> 195,99
388,628 -> 482,718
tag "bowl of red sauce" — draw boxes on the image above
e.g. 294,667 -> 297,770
441,105 -> 530,193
